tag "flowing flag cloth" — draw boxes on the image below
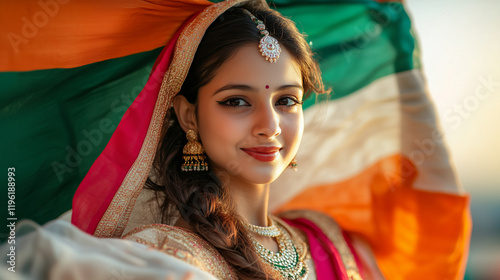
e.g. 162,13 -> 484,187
0,0 -> 470,279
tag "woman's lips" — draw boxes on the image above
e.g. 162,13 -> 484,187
241,147 -> 281,162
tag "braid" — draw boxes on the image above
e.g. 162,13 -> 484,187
146,112 -> 275,280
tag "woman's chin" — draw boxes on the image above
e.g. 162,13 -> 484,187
238,166 -> 287,185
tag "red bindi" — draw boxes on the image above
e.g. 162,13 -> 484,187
265,85 -> 269,89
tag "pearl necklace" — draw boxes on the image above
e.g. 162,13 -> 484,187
243,217 -> 281,237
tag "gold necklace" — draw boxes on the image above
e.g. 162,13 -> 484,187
246,218 -> 309,279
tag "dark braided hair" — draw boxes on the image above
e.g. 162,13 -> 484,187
146,2 -> 327,279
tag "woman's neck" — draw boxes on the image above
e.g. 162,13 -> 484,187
228,179 -> 279,253
229,180 -> 271,227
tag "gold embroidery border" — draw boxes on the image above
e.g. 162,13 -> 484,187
122,224 -> 236,279
279,210 -> 363,280
94,0 -> 248,238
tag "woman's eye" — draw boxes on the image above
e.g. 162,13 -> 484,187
217,98 -> 250,107
276,96 -> 302,106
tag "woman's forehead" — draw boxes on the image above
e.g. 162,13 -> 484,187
206,44 -> 302,90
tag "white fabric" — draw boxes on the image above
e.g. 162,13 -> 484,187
397,69 -> 460,193
0,220 -> 217,280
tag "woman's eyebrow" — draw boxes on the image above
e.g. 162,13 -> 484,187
277,84 -> 304,92
212,84 -> 255,96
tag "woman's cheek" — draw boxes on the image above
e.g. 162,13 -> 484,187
201,111 -> 246,154
284,113 -> 304,158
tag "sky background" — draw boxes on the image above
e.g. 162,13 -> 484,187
405,0 -> 500,278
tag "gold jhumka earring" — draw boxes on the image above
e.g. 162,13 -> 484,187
181,130 -> 208,172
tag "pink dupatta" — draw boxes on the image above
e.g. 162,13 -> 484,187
283,216 -> 363,280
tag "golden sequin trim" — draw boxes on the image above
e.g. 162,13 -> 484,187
122,224 -> 236,279
279,210 -> 363,280
94,0 -> 248,238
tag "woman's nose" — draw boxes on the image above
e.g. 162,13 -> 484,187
253,104 -> 281,138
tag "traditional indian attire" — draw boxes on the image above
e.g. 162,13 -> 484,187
0,0 -> 470,279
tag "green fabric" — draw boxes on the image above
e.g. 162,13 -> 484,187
0,48 -> 162,240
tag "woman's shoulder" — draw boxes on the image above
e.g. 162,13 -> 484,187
122,224 -> 237,279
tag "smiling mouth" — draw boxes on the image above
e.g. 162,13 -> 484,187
240,147 -> 282,162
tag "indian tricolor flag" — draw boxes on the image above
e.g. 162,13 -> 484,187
0,0 -> 470,279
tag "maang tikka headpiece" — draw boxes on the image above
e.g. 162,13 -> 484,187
243,9 -> 281,63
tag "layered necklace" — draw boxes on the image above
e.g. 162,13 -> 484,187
244,216 -> 309,280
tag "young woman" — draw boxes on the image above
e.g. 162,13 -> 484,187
72,1 -> 373,279
71,0 -> 469,279
122,4 -> 376,278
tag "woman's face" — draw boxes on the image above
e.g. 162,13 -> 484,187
196,44 -> 304,185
